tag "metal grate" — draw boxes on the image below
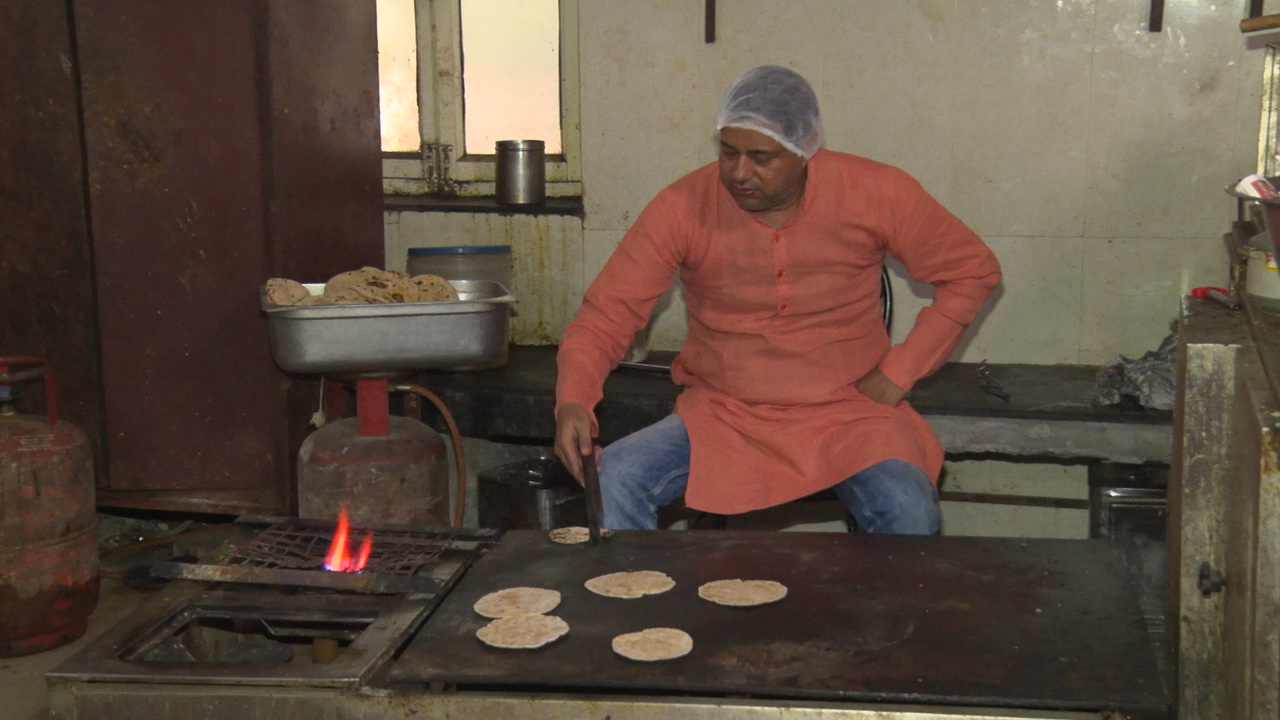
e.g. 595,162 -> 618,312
222,524 -> 452,576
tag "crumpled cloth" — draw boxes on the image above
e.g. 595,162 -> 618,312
1096,330 -> 1178,411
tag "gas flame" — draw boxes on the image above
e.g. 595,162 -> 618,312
324,507 -> 373,573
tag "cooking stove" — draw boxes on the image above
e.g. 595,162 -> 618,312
48,527 -> 1170,720
48,516 -> 499,691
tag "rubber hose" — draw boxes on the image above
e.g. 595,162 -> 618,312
402,384 -> 467,528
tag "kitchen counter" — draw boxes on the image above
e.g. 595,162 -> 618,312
390,530 -> 1168,716
415,345 -> 1172,464
47,529 -> 1170,720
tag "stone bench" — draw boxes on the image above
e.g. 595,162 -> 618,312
415,345 -> 1172,466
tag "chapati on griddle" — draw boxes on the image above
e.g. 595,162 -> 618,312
472,586 -> 561,618
475,613 -> 569,649
584,570 -> 675,598
612,627 -> 693,661
697,579 -> 788,606
548,526 -> 613,544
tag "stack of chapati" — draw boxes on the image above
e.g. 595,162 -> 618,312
548,526 -> 613,544
264,267 -> 459,307
473,586 -> 568,649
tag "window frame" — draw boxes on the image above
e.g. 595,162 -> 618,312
1262,45 -> 1280,177
382,0 -> 581,198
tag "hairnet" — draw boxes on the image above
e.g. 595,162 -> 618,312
714,65 -> 824,159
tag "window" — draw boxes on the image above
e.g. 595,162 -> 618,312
379,0 -> 581,198
376,0 -> 420,153
1262,45 -> 1280,176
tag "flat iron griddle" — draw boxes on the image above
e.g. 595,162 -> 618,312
391,530 -> 1167,714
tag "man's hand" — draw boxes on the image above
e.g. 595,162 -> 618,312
554,402 -> 600,486
855,365 -> 907,407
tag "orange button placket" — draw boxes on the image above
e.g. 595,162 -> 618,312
772,231 -> 790,313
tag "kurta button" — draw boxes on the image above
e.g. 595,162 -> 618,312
773,234 -> 781,242
777,270 -> 784,278
780,303 -> 788,310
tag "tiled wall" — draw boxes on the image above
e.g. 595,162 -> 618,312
382,1 -> 1272,536
389,0 -> 1266,365
385,211 -> 582,345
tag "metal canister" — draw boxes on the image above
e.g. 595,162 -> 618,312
0,357 -> 99,657
297,379 -> 451,528
495,139 -> 545,204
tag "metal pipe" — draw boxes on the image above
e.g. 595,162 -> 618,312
1242,13 -> 1280,32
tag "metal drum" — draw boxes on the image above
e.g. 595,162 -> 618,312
0,357 -> 99,657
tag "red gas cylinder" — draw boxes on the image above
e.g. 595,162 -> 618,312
0,357 -> 99,657
297,377 -> 451,528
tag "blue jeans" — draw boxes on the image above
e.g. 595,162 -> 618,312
599,413 -> 942,534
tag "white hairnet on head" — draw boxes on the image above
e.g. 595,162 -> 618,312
715,65 -> 824,159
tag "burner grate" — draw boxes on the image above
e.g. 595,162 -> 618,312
222,525 -> 452,576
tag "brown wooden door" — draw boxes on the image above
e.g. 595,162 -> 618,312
3,0 -> 384,511
0,0 -> 104,467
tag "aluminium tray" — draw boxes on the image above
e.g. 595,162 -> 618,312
262,279 -> 514,374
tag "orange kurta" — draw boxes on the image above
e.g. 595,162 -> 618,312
556,149 -> 1002,514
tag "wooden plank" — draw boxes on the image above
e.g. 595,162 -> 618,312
0,0 -> 106,481
70,0 -> 382,502
1172,297 -> 1247,719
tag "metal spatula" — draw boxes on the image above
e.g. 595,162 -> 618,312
581,450 -> 606,545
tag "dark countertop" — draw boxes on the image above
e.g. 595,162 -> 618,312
414,345 -> 1169,446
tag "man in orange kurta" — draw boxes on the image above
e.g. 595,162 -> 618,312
555,66 -> 1001,533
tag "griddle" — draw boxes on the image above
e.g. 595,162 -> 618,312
390,530 -> 1168,715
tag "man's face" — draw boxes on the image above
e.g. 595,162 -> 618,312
717,127 -> 808,216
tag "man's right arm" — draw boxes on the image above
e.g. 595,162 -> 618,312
553,184 -> 691,480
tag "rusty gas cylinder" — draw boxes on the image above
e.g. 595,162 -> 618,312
297,378 -> 450,528
0,357 -> 99,657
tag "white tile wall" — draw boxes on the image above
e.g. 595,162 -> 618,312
372,0 -> 1264,539
1078,235 -> 1226,362
386,211 -> 584,345
388,0 -> 1263,365
940,460 -> 1090,539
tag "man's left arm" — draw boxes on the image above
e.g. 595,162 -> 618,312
871,179 -> 1002,402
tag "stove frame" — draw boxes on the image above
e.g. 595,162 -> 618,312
49,686 -> 1110,720
49,516 -> 500,689
49,583 -> 427,688
48,527 -> 1167,720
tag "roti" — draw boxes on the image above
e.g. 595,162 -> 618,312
612,627 -> 693,661
697,579 -> 788,607
409,273 -> 460,302
548,526 -> 614,544
264,277 -> 312,306
584,570 -> 675,599
476,614 -> 569,649
294,293 -> 335,306
473,587 -> 561,618
324,267 -> 420,304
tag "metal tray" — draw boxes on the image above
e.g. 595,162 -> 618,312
262,279 -> 515,374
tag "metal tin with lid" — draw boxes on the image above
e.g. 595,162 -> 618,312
495,140 -> 545,204
407,245 -> 513,290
